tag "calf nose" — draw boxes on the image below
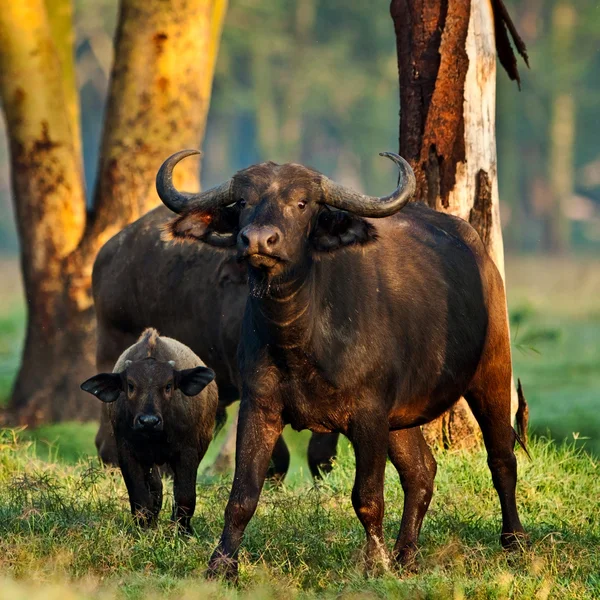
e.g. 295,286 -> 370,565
136,414 -> 162,430
239,225 -> 281,254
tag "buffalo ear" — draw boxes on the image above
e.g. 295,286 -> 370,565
163,205 -> 240,248
311,208 -> 378,252
81,373 -> 123,403
176,366 -> 216,397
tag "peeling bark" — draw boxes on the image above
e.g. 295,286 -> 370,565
1,0 -> 227,425
390,0 -> 527,447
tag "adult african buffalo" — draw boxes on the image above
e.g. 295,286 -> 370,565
92,198 -> 338,478
157,149 -> 527,579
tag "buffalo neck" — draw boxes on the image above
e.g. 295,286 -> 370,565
248,260 -> 316,351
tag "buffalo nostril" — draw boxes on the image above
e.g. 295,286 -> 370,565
240,232 -> 250,247
138,414 -> 161,428
266,232 -> 279,246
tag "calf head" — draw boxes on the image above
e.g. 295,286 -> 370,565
158,150 -> 415,290
81,358 -> 215,433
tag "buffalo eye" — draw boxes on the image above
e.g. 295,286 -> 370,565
165,383 -> 172,394
238,198 -> 247,208
127,381 -> 135,394
297,200 -> 307,210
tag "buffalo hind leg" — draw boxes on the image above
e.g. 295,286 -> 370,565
348,415 -> 389,573
388,427 -> 437,569
308,432 -> 339,479
266,434 -> 290,483
465,386 -> 526,549
207,399 -> 283,581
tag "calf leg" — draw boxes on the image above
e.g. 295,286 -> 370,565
171,451 -> 200,535
348,417 -> 389,572
388,427 -> 436,568
207,399 -> 283,581
118,449 -> 157,527
465,385 -> 526,548
147,466 -> 163,519
308,432 -> 339,479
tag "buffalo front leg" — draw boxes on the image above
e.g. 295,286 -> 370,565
348,416 -> 389,573
388,427 -> 437,569
207,399 -> 283,581
308,432 -> 340,479
118,448 -> 157,527
171,450 -> 200,535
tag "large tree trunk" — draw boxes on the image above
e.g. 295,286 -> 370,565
1,0 -> 227,425
390,0 -> 526,448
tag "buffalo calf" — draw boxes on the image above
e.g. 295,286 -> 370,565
81,328 -> 217,532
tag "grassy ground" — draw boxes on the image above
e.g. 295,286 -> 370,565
0,255 -> 598,597
0,427 -> 598,599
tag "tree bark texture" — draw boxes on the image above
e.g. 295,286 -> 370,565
390,0 -> 526,448
0,0 -> 227,425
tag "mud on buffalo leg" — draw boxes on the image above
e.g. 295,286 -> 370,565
207,399 -> 283,581
348,414 -> 389,572
171,449 -> 200,534
308,432 -> 340,479
388,427 -> 437,568
118,447 -> 158,527
465,383 -> 526,549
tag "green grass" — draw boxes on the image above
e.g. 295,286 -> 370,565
0,427 -> 598,599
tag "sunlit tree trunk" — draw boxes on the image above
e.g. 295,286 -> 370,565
390,0 -> 526,448
0,0 -> 227,425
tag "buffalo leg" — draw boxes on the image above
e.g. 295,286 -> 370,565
465,387 -> 526,548
171,451 -> 200,534
388,427 -> 436,568
147,466 -> 163,519
308,432 -> 339,479
266,434 -> 290,483
207,400 -> 283,581
118,450 -> 157,527
348,417 -> 389,572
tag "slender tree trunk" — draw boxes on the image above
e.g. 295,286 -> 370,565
390,0 -> 526,448
1,0 -> 227,425
547,1 -> 575,254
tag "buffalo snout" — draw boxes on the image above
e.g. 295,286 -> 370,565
134,413 -> 163,431
238,225 -> 281,256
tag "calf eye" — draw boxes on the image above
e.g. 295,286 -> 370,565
165,383 -> 172,393
297,200 -> 307,210
127,382 -> 135,394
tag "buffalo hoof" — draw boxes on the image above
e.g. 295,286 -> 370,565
363,537 -> 390,577
500,531 -> 529,551
393,542 -> 419,573
206,550 -> 239,582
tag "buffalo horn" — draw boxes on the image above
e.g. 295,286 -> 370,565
320,152 -> 416,218
156,149 -> 231,214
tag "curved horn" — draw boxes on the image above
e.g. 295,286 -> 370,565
156,149 -> 231,214
321,152 -> 416,218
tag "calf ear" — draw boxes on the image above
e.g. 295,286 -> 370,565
80,373 -> 123,403
311,208 -> 378,252
163,205 -> 240,249
176,366 -> 216,397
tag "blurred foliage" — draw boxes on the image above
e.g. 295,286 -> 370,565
0,0 -> 599,253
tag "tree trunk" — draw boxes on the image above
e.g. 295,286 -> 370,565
1,0 -> 227,425
547,1 -> 575,254
390,0 -> 526,448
